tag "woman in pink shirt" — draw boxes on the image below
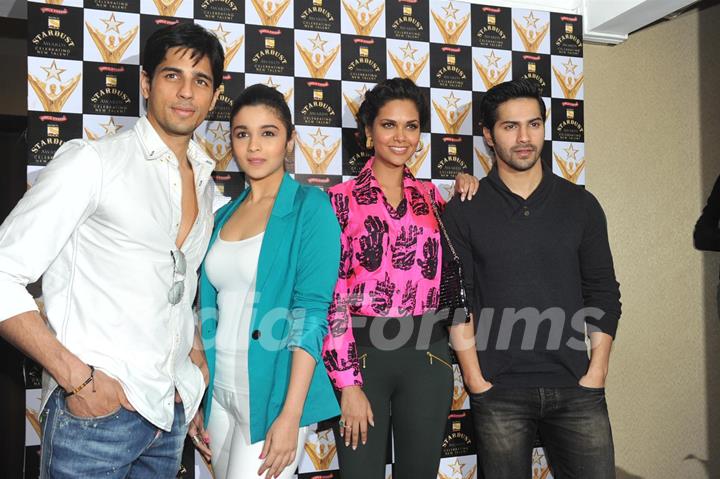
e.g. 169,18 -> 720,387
322,78 -> 478,479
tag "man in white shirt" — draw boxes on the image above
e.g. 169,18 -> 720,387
0,23 -> 223,478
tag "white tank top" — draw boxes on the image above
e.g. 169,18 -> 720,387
204,232 -> 264,393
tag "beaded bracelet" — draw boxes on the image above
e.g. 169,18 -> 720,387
64,365 -> 96,397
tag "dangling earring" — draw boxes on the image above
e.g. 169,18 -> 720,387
366,136 -> 374,149
416,140 -> 424,152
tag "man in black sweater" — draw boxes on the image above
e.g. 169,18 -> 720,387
444,79 -> 621,479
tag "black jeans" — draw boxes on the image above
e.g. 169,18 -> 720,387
470,386 -> 615,479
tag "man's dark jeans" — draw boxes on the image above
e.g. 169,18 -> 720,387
470,385 -> 615,479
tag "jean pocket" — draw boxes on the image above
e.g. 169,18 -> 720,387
61,396 -> 123,422
469,386 -> 495,399
577,384 -> 605,393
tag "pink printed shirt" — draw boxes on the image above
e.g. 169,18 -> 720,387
321,158 -> 445,388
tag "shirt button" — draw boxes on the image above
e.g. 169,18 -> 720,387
523,207 -> 530,217
252,330 -> 261,340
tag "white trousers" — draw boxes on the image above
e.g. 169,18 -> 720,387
207,386 -> 309,479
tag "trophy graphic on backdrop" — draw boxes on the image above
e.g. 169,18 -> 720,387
263,76 -> 294,102
473,146 -> 493,175
439,458 -> 477,479
297,33 -> 340,79
431,1 -> 470,45
552,58 -> 584,99
532,449 -> 552,479
474,50 -> 511,90
432,92 -> 471,135
297,127 -> 341,174
211,24 -> 244,71
388,42 -> 429,83
451,365 -> 468,411
152,0 -> 185,18
303,429 -> 338,471
29,60 -> 81,112
342,0 -> 384,36
195,122 -> 234,171
86,13 -> 139,64
251,0 -> 292,26
513,11 -> 549,53
342,84 -> 368,118
84,117 -> 124,141
553,143 -> 585,183
406,139 -> 430,177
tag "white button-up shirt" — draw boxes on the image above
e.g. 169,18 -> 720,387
0,116 -> 216,431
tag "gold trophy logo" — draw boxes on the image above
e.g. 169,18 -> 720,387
431,1 -> 470,45
29,60 -> 81,112
432,92 -> 471,135
303,429 -> 337,471
451,365 -> 468,410
84,117 -> 124,141
473,146 -> 493,175
342,84 -> 368,118
553,143 -> 585,184
406,137 -> 430,177
297,127 -> 341,174
195,122 -> 233,171
388,41 -> 429,83
297,33 -> 340,79
513,11 -> 549,53
473,49 -> 511,90
532,449 -> 552,479
85,13 -> 139,64
251,0 -> 292,26
341,0 -> 384,36
26,407 -> 42,438
263,76 -> 294,103
152,0 -> 185,17
552,57 -> 584,99
439,457 -> 477,479
210,23 -> 244,71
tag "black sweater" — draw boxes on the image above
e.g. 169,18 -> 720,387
443,165 -> 621,388
694,173 -> 720,251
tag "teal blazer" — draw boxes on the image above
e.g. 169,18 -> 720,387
199,173 -> 341,443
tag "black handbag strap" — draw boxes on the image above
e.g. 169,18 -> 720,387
421,183 -> 461,263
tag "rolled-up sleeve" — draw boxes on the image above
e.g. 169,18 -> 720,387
580,192 -> 622,338
0,139 -> 101,322
287,189 -> 341,364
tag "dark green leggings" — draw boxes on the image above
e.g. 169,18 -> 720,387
332,338 -> 454,479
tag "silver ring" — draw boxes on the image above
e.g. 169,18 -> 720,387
338,419 -> 345,429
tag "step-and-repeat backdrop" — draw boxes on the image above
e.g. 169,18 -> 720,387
25,0 -> 585,477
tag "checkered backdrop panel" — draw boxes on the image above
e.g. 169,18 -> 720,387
26,1 -> 585,477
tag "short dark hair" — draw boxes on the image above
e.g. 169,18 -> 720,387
356,77 -> 429,151
143,23 -> 225,90
230,84 -> 294,140
479,79 -> 546,131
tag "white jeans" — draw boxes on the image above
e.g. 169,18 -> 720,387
207,386 -> 309,479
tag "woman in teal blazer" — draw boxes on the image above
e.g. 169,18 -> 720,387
191,85 -> 340,479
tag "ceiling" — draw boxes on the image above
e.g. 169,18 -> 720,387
0,0 -> 701,44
